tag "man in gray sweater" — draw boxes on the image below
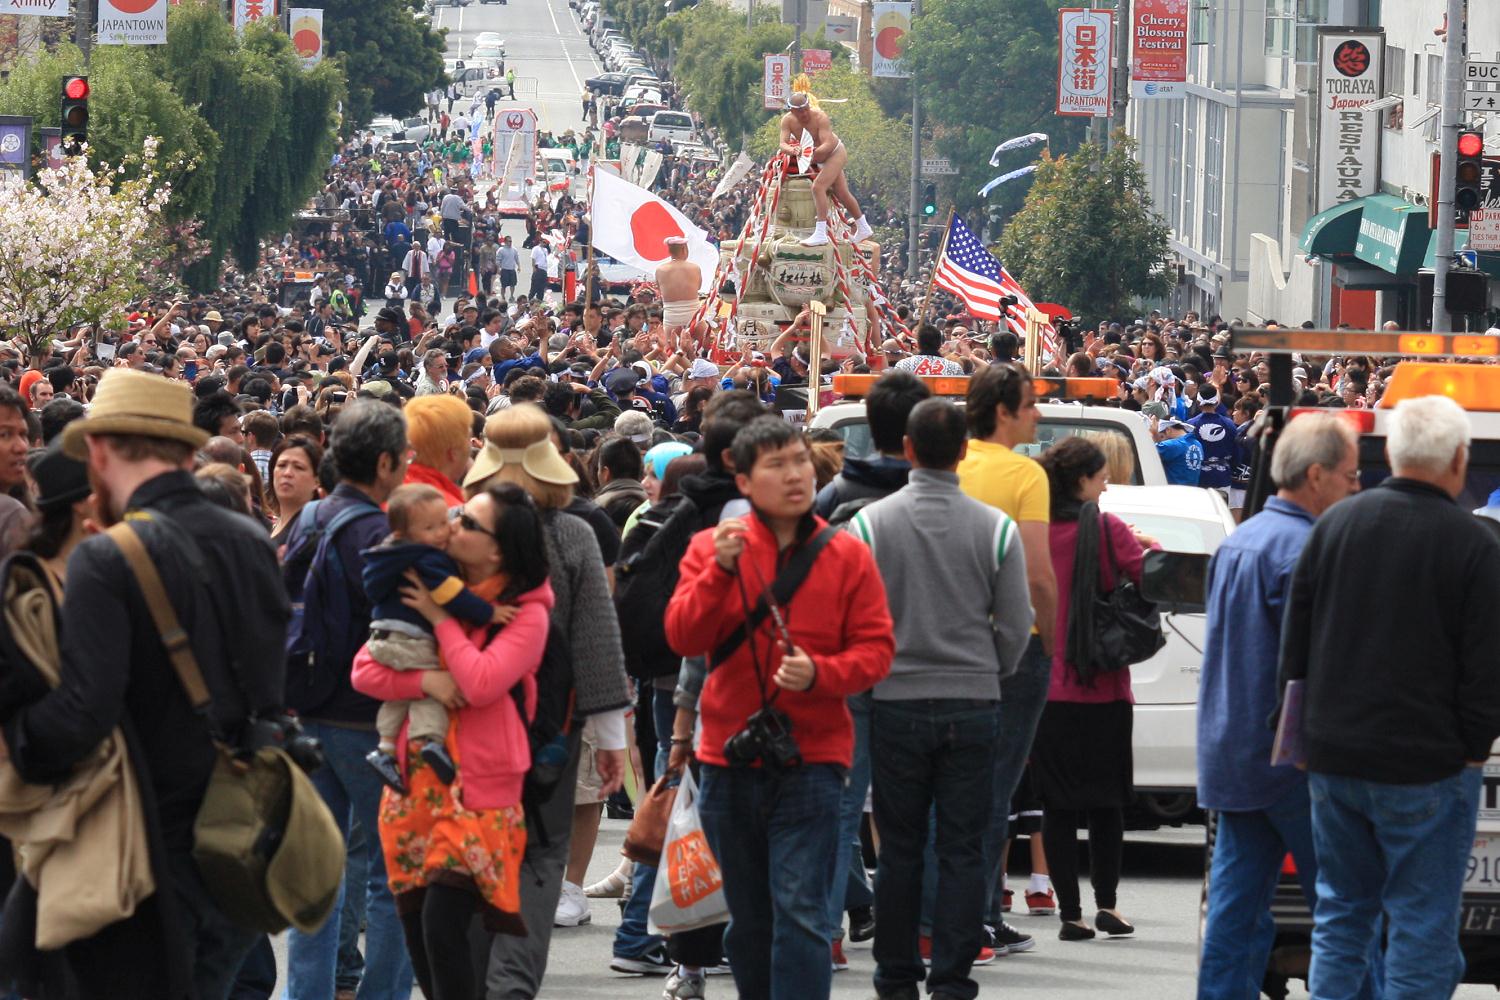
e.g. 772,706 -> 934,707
848,397 -> 1033,1000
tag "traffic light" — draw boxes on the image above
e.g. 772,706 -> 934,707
922,183 -> 936,217
1456,129 -> 1484,215
60,76 -> 88,154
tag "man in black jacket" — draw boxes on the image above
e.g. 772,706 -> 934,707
4,369 -> 288,999
1280,393 -> 1500,1000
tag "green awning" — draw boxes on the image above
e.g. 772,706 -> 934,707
1422,230 -> 1500,278
1299,199 -> 1365,257
1353,194 -> 1431,275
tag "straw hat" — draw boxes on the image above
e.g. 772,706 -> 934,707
62,369 -> 208,460
463,438 -> 578,490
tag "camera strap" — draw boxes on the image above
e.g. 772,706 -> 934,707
711,525 -> 839,669
106,521 -> 215,719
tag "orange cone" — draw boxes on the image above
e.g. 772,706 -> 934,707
468,269 -> 479,296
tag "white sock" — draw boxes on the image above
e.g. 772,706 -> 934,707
1002,872 -> 1009,893
814,220 -> 827,235
1030,873 -> 1051,894
856,214 -> 869,229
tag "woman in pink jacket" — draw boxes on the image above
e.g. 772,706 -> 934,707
352,481 -> 554,1000
1033,437 -> 1154,944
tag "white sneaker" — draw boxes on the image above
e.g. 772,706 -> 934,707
800,227 -> 831,247
852,217 -> 873,242
663,967 -> 706,999
553,880 -> 592,927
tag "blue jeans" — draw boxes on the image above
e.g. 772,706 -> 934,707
699,762 -> 844,1000
285,722 -> 413,1000
614,685 -> 675,959
337,818 -> 370,991
1309,768 -> 1482,1000
828,691 -> 874,939
919,637 -> 1051,932
1198,782 -> 1379,1000
871,699 -> 999,1000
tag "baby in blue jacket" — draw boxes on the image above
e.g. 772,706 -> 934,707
361,484 -> 511,795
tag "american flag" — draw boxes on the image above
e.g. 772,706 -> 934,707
933,215 -> 1060,360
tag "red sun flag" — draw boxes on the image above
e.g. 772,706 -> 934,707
629,202 -> 687,261
108,0 -> 158,12
294,29 -> 321,57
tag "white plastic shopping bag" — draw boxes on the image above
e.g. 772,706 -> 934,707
647,769 -> 730,935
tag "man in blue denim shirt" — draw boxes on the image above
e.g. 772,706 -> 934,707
1196,412 -> 1363,1000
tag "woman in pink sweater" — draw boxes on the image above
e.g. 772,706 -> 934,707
352,481 -> 554,1000
1033,437 -> 1154,944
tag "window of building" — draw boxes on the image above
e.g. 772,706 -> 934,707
1203,103 -> 1224,253
1294,0 -> 1329,64
1265,0 -> 1294,58
1266,0 -> 1329,63
1426,52 -> 1443,106
1386,44 -> 1406,95
1183,99 -> 1199,245
1191,0 -> 1213,45
1167,101 -> 1184,235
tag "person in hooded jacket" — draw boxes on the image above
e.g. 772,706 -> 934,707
814,371 -> 930,523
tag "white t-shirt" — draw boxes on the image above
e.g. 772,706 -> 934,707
531,245 -> 549,270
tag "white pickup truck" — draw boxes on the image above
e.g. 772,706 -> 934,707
810,392 -> 1221,825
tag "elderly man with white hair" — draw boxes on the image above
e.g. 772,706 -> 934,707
1279,394 -> 1500,1000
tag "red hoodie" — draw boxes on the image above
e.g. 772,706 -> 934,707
666,514 -> 894,768
352,580 -> 554,810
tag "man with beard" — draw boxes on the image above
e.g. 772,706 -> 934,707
1,369 -> 289,998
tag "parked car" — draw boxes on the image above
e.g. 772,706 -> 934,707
397,117 -> 431,143
473,31 -> 505,50
549,251 -> 644,290
471,45 -> 506,67
586,72 -> 630,96
648,110 -> 695,145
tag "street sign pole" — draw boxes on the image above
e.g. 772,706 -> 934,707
907,0 -> 922,281
1433,0 -> 1466,332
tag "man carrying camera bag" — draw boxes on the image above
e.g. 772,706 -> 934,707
1,370 -> 290,999
666,416 -> 895,1000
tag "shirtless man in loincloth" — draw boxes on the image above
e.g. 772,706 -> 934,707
656,236 -> 702,338
779,90 -> 873,248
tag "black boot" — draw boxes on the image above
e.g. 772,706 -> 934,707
365,749 -> 408,795
420,741 -> 458,784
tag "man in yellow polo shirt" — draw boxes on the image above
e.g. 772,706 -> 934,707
958,361 -> 1059,935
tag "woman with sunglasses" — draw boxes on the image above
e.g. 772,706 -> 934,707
351,481 -> 554,1000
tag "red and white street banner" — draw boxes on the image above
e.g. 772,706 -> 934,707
871,1 -> 911,79
803,48 -> 832,74
1057,7 -> 1113,116
0,0 -> 69,16
1129,0 -> 1187,99
590,168 -> 717,292
97,0 -> 167,45
232,0 -> 276,30
289,8 -> 324,66
763,54 -> 791,110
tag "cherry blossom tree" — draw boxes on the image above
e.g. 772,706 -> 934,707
0,139 -> 175,361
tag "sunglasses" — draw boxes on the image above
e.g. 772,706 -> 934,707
456,509 -> 501,543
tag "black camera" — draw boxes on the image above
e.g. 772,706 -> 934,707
244,712 -> 325,774
723,706 -> 803,770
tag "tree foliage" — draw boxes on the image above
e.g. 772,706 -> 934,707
154,0 -> 344,286
997,135 -> 1172,322
748,63 -> 912,216
903,0 -> 1086,224
656,4 -> 791,143
323,0 -> 447,125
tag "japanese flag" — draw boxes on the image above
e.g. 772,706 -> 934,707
590,168 -> 718,292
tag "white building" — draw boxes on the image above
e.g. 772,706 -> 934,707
1127,0 -> 1380,324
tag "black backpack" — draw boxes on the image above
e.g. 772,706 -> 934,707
827,494 -> 882,527
494,620 -> 574,843
613,492 -> 704,680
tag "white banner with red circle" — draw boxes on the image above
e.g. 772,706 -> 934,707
97,0 -> 167,45
289,8 -> 324,66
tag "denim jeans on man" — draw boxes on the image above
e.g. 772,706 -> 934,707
285,723 -> 412,1000
1197,782 -> 1378,1000
919,637 -> 1049,931
1309,768 -> 1482,1000
698,762 -> 843,1000
872,699 -> 998,1000
614,685 -> 675,960
828,691 -> 874,939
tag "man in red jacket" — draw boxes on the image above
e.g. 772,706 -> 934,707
666,415 -> 895,1000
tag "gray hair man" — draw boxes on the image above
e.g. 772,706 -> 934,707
1279,395 -> 1500,999
1196,412 -> 1370,999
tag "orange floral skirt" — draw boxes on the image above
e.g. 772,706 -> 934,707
378,738 -> 528,935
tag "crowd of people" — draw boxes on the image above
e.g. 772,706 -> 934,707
0,7 -> 1495,1000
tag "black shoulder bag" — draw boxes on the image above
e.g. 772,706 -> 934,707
1071,506 -> 1166,684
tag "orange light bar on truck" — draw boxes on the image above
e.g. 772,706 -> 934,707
1289,407 -> 1376,432
830,374 -> 1117,401
1376,363 -> 1500,411
1231,326 -> 1500,359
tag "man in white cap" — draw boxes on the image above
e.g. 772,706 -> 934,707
673,357 -> 721,412
778,89 -> 873,248
655,235 -> 702,341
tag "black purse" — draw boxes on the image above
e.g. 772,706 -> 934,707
1082,513 -> 1166,679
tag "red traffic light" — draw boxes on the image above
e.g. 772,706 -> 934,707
63,77 -> 89,101
1458,131 -> 1485,158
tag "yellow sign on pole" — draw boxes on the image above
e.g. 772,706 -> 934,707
807,300 -> 827,417
1023,306 -> 1052,374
